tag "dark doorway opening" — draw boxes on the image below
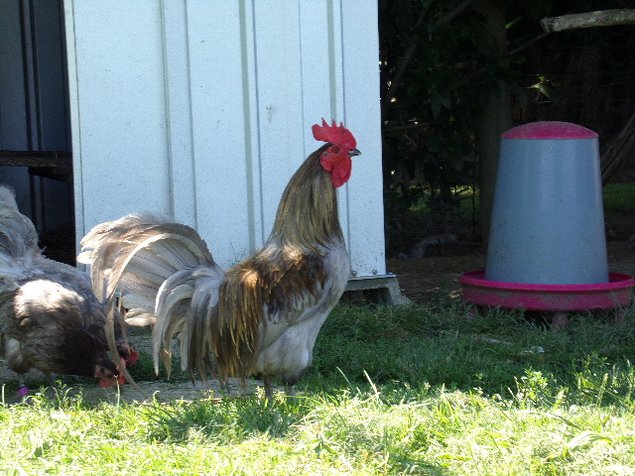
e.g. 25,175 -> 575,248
0,0 -> 75,264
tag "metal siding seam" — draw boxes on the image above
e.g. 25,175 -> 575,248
183,2 -> 197,229
249,0 -> 266,245
160,0 -> 197,227
329,0 -> 351,256
63,0 -> 86,246
239,0 -> 257,253
326,0 -> 337,120
297,1 -> 306,159
159,0 -> 174,217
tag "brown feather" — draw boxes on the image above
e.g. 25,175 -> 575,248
214,266 -> 263,382
210,145 -> 339,382
271,145 -> 344,250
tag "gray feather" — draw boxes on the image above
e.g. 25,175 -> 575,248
0,184 -> 127,389
80,214 -> 215,325
152,264 -> 224,379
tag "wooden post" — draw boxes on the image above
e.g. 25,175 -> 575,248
475,0 -> 512,249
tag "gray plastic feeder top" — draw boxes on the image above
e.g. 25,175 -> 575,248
485,121 -> 609,285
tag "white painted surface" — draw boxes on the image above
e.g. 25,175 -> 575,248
65,0 -> 385,276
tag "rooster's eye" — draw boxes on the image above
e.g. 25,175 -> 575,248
330,146 -> 340,154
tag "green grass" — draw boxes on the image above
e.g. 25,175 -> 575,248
1,302 -> 635,474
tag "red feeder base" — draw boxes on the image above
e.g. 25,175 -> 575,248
460,271 -> 635,312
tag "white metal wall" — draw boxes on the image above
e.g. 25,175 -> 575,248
64,0 -> 385,277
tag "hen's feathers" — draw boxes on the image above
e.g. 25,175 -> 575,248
0,186 -> 40,279
0,184 -> 121,385
211,242 -> 329,381
80,214 -> 223,387
0,279 -> 110,378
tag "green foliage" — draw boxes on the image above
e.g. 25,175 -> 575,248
380,0 -> 519,246
604,182 -> 635,215
381,0 -> 635,252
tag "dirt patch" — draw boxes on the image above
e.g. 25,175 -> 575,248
68,377 -> 260,406
388,252 -> 486,303
0,332 -> 265,405
388,240 -> 635,304
0,377 -> 262,406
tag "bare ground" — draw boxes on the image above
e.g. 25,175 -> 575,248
388,240 -> 635,305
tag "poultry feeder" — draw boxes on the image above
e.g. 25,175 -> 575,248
461,121 -> 635,313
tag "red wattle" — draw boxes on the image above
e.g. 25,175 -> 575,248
320,153 -> 351,188
127,350 -> 140,366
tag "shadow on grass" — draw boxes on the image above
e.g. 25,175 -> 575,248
306,302 -> 635,408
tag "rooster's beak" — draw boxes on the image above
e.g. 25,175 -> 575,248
348,148 -> 361,157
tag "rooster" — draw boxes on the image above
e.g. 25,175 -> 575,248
0,185 -> 136,393
79,119 -> 360,397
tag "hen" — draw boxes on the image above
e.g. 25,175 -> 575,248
0,185 -> 134,392
79,119 -> 360,396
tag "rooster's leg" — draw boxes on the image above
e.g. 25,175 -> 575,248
46,373 -> 57,387
263,376 -> 273,399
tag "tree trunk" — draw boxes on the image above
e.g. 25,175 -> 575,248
601,109 -> 635,185
475,0 -> 512,249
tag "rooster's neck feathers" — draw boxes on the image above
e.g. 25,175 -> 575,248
269,145 -> 343,252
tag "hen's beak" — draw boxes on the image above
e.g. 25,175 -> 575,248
348,148 -> 361,157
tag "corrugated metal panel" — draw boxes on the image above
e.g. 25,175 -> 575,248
67,1 -> 171,223
187,1 -> 258,263
0,0 -> 72,235
65,0 -> 385,276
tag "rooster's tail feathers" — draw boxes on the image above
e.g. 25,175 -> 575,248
79,213 -> 166,301
79,214 -> 216,325
212,268 -> 263,382
152,264 -> 224,379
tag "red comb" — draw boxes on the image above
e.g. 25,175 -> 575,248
312,118 -> 357,149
